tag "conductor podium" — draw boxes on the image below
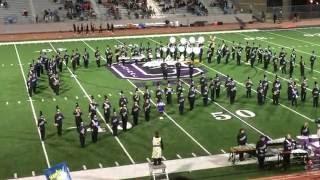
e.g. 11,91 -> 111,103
148,162 -> 169,180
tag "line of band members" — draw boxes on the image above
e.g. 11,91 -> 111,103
237,122 -> 311,170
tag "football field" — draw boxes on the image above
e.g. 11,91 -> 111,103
1,27 -> 320,179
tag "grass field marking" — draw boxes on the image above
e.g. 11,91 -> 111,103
192,152 -> 197,157
97,94 -> 101,98
146,157 -> 151,163
17,101 -> 21,104
313,77 -> 318,80
237,32 -> 320,74
13,173 -> 17,179
75,96 -> 79,100
6,101 -> 8,105
99,163 -> 103,168
200,63 -> 315,122
162,156 -> 167,161
14,44 -> 51,168
64,97 -> 68,100
176,154 -> 182,159
0,29 -> 260,46
108,93 -> 112,97
265,30 -> 320,48
83,39 -> 213,156
49,42 -> 136,164
115,161 -> 120,166
41,98 -> 44,102
221,149 -> 227,154
82,165 -> 87,170
53,98 -> 56,101
180,79 -> 273,140
31,171 -> 35,177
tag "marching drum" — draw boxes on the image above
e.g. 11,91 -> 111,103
162,47 -> 168,53
296,135 -> 309,147
309,134 -> 319,143
170,46 -> 175,53
178,45 -> 185,53
189,37 -> 196,44
198,36 -> 205,44
193,47 -> 201,55
169,37 -> 176,44
180,38 -> 187,45
186,46 -> 193,54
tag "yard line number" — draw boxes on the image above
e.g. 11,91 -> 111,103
303,33 -> 320,37
243,37 -> 273,41
211,109 -> 255,121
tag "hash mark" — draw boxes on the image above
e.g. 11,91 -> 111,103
115,161 -> 119,166
192,153 -> 197,157
99,163 -> 103,168
82,165 -> 87,170
176,154 -> 182,159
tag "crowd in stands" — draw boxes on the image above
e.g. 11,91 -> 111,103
38,0 -> 96,23
0,0 -> 8,8
156,0 -> 208,16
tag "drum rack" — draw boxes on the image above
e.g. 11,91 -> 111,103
148,162 -> 169,180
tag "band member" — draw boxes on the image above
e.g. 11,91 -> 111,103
189,62 -> 194,79
291,83 -> 299,107
119,91 -> 128,107
245,41 -> 251,62
262,75 -> 269,101
313,81 -> 319,108
209,78 -> 215,102
256,135 -> 267,169
71,50 -> 77,73
88,96 -> 98,119
91,115 -> 99,143
289,59 -> 294,78
273,52 -> 279,72
245,77 -> 253,98
225,75 -> 231,98
237,129 -> 247,161
301,77 -> 307,102
301,122 -> 310,136
143,98 -> 151,121
54,106 -> 64,136
102,96 -> 111,123
131,102 -> 140,126
188,85 -> 196,110
132,88 -> 140,105
215,74 -> 221,98
83,48 -> 89,68
111,110 -> 119,136
73,103 -> 83,132
38,111 -> 47,141
310,50 -> 316,72
175,61 -> 181,79
176,80 -> 183,102
156,99 -> 165,118
300,56 -> 305,77
79,122 -> 86,148
283,134 -> 294,170
161,62 -> 168,80
164,82 -> 173,105
272,82 -> 280,105
95,48 -> 101,67
230,79 -> 237,104
152,131 -> 164,166
231,41 -> 236,60
155,84 -> 163,101
236,44 -> 242,65
120,105 -> 128,131
202,84 -> 209,106
257,83 -> 264,105
178,92 -> 185,115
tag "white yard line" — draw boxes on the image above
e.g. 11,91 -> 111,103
83,39 -> 212,156
14,44 -> 51,168
49,42 -> 136,164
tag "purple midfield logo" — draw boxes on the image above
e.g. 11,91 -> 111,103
110,62 -> 203,80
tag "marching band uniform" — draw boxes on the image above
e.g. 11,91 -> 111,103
215,75 -> 221,98
38,111 -> 47,141
143,99 -> 151,121
54,107 -> 64,136
73,103 -> 83,132
310,51 -> 316,72
91,115 -> 99,143
301,78 -> 307,102
188,85 -> 196,110
131,102 -> 140,126
102,97 -> 111,123
79,122 -> 86,147
257,83 -> 264,105
245,77 -> 253,98
209,79 -> 215,102
175,62 -> 181,79
189,63 -> 194,79
312,82 -> 319,108
300,57 -> 305,77
178,93 -> 185,115
291,84 -> 298,107
111,111 -> 119,136
237,129 -> 247,161
283,135 -> 294,170
202,85 -> 209,106
164,83 -> 173,105
301,123 -> 310,136
256,136 -> 267,169
120,105 -> 128,131
230,79 -> 237,104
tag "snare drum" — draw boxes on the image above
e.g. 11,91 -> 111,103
309,134 -> 319,143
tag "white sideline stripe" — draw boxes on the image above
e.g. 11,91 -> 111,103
99,163 -> 103,168
0,29 -> 260,46
176,154 -> 182,159
49,42 -> 136,165
201,63 -> 315,122
14,45 -> 51,168
115,161 -> 119,166
192,153 -> 197,157
83,39 -> 212,156
82,165 -> 87,170
180,79 -> 272,140
266,31 -> 320,48
149,36 -> 273,139
146,158 -> 151,163
64,97 -> 68,100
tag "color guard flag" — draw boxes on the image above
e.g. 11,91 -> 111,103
44,162 -> 72,180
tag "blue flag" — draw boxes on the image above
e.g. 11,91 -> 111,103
44,162 -> 72,180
